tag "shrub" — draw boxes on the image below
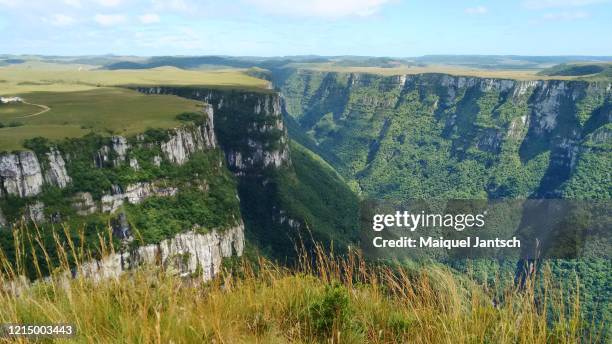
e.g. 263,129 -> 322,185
307,283 -> 353,337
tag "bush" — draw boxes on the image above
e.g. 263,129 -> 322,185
307,283 -> 353,337
175,112 -> 203,122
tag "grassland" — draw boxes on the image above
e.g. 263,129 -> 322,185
0,88 -> 204,151
0,64 -> 269,95
289,62 -> 583,80
0,64 -> 270,151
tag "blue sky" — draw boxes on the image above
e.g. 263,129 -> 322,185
0,0 -> 611,56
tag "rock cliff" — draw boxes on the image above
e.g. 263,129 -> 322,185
78,223 -> 244,282
277,70 -> 611,198
161,123 -> 216,165
45,148 -> 71,188
134,87 -> 290,175
0,151 -> 44,198
0,100 -> 246,283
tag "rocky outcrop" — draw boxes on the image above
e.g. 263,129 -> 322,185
134,87 -> 291,175
78,223 -> 245,282
129,158 -> 140,170
26,201 -> 45,224
72,192 -> 97,216
111,136 -> 129,165
45,148 -> 71,188
94,146 -> 111,168
101,182 -> 179,213
0,151 -> 44,198
161,125 -> 216,165
0,206 -> 7,227
152,155 -> 162,167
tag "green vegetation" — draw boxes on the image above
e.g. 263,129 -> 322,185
278,70 -> 610,199
0,88 -> 203,151
0,239 -> 599,343
235,141 -> 360,260
0,64 -> 269,95
125,151 -> 241,245
0,101 -> 40,118
277,141 -> 360,245
539,63 -> 612,79
277,69 -> 611,331
0,129 -> 241,277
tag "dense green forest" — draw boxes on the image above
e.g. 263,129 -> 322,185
276,69 -> 611,331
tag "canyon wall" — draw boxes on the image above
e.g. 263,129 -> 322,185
0,104 -> 244,282
277,71 -> 611,198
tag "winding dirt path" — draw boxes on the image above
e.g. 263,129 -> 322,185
15,101 -> 50,118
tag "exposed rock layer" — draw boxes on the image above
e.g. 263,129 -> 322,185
134,87 -> 291,175
79,223 -> 245,282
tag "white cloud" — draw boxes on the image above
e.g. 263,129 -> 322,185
139,13 -> 160,24
244,0 -> 393,17
522,0 -> 608,9
96,0 -> 122,6
465,6 -> 488,14
47,14 -> 76,26
542,10 -> 590,19
94,14 -> 126,26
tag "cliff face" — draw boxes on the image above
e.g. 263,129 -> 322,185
135,87 -> 290,176
134,86 -> 360,260
0,151 -> 46,198
79,223 -> 244,282
277,70 -> 611,198
0,104 -> 245,281
0,123 -> 219,222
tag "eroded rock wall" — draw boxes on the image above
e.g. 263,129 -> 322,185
78,223 -> 245,282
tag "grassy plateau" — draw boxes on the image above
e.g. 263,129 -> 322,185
0,64 -> 269,151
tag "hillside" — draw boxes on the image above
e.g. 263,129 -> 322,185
538,63 -> 612,81
0,82 -> 360,278
276,70 -> 611,199
275,69 -> 611,328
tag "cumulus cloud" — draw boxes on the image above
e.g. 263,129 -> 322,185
139,13 -> 160,24
244,0 -> 393,17
522,0 -> 608,9
94,14 -> 126,26
465,6 -> 488,14
47,14 -> 76,26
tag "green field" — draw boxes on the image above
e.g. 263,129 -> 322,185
0,88 -> 205,151
0,64 -> 271,151
0,64 -> 269,95
0,102 -> 40,119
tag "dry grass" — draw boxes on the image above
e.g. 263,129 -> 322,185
0,227 -> 604,343
0,64 -> 269,96
291,62 -> 581,80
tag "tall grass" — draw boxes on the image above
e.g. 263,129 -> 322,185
0,226 -> 604,343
